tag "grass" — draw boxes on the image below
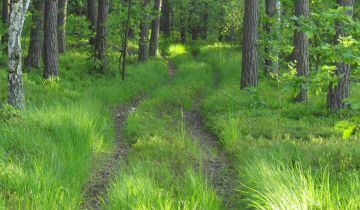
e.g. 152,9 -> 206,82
198,43 -> 360,209
0,50 -> 167,209
104,45 -> 222,210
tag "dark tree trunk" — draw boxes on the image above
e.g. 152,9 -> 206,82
293,0 -> 309,102
95,0 -> 109,73
1,0 -> 9,53
26,0 -> 44,68
44,0 -> 58,79
149,0 -> 162,57
138,0 -> 149,62
121,0 -> 132,80
328,0 -> 354,109
265,0 -> 276,73
8,0 -> 30,109
2,0 -> 8,23
240,0 -> 259,89
160,0 -> 171,38
200,2 -> 208,40
87,0 -> 97,46
57,0 -> 67,53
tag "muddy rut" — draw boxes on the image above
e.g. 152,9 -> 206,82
185,109 -> 240,209
81,97 -> 141,210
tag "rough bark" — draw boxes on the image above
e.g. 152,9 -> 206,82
328,0 -> 354,109
87,0 -> 97,46
44,0 -> 59,78
240,0 -> 259,89
121,0 -> 132,80
95,0 -> 109,72
160,0 -> 171,38
8,0 -> 30,109
149,0 -> 162,57
25,0 -> 44,68
293,0 -> 310,102
138,0 -> 149,62
2,0 -> 9,23
264,0 -> 278,73
57,0 -> 67,53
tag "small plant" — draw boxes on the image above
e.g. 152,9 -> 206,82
0,104 -> 20,122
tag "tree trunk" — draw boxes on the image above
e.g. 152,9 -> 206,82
200,1 -> 208,40
160,0 -> 171,38
240,0 -> 259,89
328,0 -> 354,109
44,0 -> 59,79
121,0 -> 132,80
264,0 -> 278,73
8,0 -> 30,109
149,0 -> 162,57
57,0 -> 67,53
87,0 -> 97,46
25,0 -> 44,68
138,0 -> 149,62
2,0 -> 8,23
293,0 -> 310,102
1,0 -> 9,53
95,0 -> 109,72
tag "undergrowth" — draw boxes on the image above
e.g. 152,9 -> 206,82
0,50 -> 167,209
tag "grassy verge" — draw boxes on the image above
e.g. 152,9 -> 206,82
0,51 -> 167,209
105,45 -> 223,209
198,43 -> 360,209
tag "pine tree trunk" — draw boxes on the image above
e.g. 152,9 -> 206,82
138,0 -> 149,62
25,0 -> 44,68
87,0 -> 97,46
57,0 -> 67,53
161,0 -> 171,38
2,0 -> 8,23
8,0 -> 30,109
44,0 -> 59,79
264,0 -> 277,73
240,0 -> 259,89
293,0 -> 309,102
328,0 -> 354,109
1,0 -> 9,53
95,0 -> 108,72
200,2 -> 208,40
149,0 -> 162,57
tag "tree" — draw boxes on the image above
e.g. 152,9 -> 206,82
2,0 -> 9,23
87,0 -> 97,45
26,0 -> 44,68
264,0 -> 280,73
293,0 -> 310,102
327,0 -> 354,109
44,0 -> 59,78
8,0 -> 30,109
121,0 -> 132,80
58,0 -> 68,53
95,0 -> 109,72
1,0 -> 9,52
138,0 -> 149,62
149,0 -> 162,57
160,0 -> 171,38
240,0 -> 259,89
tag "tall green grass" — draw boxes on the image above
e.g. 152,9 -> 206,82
198,43 -> 360,209
0,50 -> 167,209
105,45 -> 222,210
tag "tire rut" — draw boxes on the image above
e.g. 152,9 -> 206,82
81,96 -> 143,210
185,109 -> 240,209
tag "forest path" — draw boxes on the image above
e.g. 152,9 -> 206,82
81,97 -> 142,210
185,106 -> 240,209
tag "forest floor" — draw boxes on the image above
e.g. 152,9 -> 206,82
185,109 -> 240,209
82,97 -> 143,209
